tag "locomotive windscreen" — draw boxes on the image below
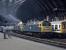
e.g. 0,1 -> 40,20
42,21 -> 51,26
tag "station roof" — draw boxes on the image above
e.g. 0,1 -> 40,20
0,0 -> 66,23
16,0 -> 66,22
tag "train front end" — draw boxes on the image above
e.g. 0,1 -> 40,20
38,21 -> 52,32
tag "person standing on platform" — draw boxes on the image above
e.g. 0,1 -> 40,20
6,28 -> 12,39
2,26 -> 12,39
2,26 -> 8,39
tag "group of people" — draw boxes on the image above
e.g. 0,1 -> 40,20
1,26 -> 12,39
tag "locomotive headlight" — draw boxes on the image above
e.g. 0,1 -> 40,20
18,21 -> 23,26
19,22 -> 22,24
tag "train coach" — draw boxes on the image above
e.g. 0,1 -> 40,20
51,20 -> 66,37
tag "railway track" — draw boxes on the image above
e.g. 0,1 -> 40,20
11,31 -> 66,48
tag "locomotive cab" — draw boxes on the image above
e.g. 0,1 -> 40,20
38,21 -> 52,32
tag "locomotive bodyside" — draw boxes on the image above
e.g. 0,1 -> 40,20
22,21 -> 52,33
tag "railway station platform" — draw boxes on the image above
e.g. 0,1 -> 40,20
0,32 -> 66,50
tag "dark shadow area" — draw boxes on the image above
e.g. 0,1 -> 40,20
16,0 -> 45,23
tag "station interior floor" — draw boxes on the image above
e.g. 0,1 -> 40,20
0,32 -> 66,50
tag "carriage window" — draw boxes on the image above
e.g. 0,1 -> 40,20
40,24 -> 41,26
52,25 -> 54,31
55,25 -> 58,30
62,24 -> 66,29
59,25 -> 60,28
38,24 -> 41,26
62,22 -> 66,29
62,25 -> 64,29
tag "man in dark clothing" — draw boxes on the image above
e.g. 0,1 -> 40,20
2,25 -> 12,39
2,26 -> 8,39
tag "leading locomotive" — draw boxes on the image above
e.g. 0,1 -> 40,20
17,20 -> 52,37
